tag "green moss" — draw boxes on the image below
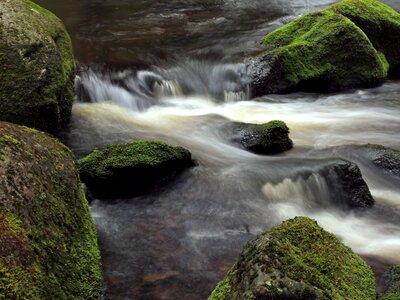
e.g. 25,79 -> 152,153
262,9 -> 388,91
0,0 -> 75,133
379,292 -> 400,300
209,276 -> 233,300
209,217 -> 376,300
0,121 -> 102,299
0,134 -> 21,145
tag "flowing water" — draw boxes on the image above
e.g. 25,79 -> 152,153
37,0 -> 400,299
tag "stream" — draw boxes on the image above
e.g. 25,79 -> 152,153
36,0 -> 400,299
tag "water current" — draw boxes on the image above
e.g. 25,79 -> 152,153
36,0 -> 400,299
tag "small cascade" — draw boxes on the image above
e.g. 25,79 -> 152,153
262,173 -> 331,209
153,80 -> 184,97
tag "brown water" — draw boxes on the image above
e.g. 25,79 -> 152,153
36,1 -> 400,299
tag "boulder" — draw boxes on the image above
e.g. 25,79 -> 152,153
79,140 -> 195,198
209,217 -> 376,300
0,0 -> 75,133
318,159 -> 374,209
229,120 -> 293,154
248,0 -> 400,95
0,121 -> 101,299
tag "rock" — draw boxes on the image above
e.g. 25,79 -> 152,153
0,121 -> 101,299
318,159 -> 374,209
248,0 -> 400,95
209,217 -> 376,300
79,140 -> 195,198
0,0 -> 75,133
229,120 -> 293,154
380,265 -> 400,299
364,144 -> 400,177
329,0 -> 400,75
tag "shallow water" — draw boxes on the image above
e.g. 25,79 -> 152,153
36,0 -> 400,299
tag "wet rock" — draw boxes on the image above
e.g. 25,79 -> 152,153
380,265 -> 400,299
364,144 -> 400,177
228,120 -> 293,154
208,217 -> 376,300
0,0 -> 75,133
0,121 -> 101,298
79,140 -> 195,198
319,159 -> 375,209
248,0 -> 400,96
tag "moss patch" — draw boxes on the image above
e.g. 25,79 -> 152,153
79,140 -> 195,198
0,0 -> 75,133
208,217 -> 376,300
0,121 -> 101,299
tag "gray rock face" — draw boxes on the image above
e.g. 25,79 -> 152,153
0,0 -> 75,133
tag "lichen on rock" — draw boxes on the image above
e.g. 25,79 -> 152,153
0,121 -> 102,299
0,0 -> 75,133
209,217 -> 376,300
79,140 -> 195,198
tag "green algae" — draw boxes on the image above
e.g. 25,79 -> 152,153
0,121 -> 102,299
208,217 -> 376,300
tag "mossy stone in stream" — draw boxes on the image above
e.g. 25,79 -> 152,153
328,0 -> 400,75
380,265 -> 400,299
249,0 -> 400,95
0,0 -> 75,133
364,144 -> 400,177
209,217 -> 376,300
0,121 -> 102,299
230,120 -> 293,154
79,140 -> 195,198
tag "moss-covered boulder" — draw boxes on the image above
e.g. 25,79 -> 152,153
329,0 -> 400,75
248,0 -> 400,95
229,120 -> 293,154
79,140 -> 195,198
0,0 -> 75,133
209,217 -> 376,300
0,121 -> 101,299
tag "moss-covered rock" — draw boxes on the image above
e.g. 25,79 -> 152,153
209,217 -> 376,300
0,0 -> 75,133
249,0 -> 400,95
229,120 -> 293,154
79,140 -> 195,198
0,121 -> 101,299
329,0 -> 400,75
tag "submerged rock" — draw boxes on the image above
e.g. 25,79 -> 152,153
228,120 -> 293,154
0,0 -> 75,133
248,0 -> 400,95
79,140 -> 195,198
209,217 -> 376,300
0,121 -> 101,299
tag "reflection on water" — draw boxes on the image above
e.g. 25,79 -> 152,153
33,0 -> 400,298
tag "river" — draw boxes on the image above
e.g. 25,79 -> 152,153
35,0 -> 400,299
